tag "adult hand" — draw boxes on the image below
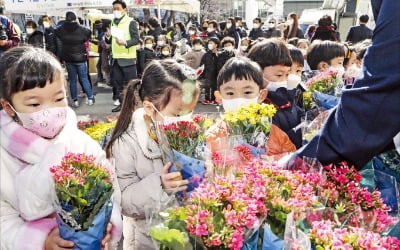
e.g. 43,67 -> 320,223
101,223 -> 112,249
161,162 -> 188,193
45,228 -> 74,250
116,39 -> 126,46
0,40 -> 7,47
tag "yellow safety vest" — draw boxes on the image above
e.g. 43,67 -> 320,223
111,15 -> 136,59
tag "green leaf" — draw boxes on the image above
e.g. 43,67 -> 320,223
150,224 -> 192,250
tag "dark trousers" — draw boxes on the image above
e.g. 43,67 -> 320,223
204,81 -> 216,101
96,56 -> 104,82
111,60 -> 137,102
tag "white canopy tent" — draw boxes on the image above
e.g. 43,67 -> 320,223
5,0 -> 200,18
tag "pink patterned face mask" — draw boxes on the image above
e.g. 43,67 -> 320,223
10,106 -> 68,139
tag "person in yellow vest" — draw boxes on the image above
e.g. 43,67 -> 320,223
106,0 -> 139,112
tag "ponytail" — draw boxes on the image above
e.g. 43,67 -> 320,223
105,79 -> 141,158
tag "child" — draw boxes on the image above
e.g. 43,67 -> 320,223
183,38 -> 206,69
288,45 -> 306,108
199,37 -> 220,105
105,60 -> 199,249
307,40 -> 345,73
296,39 -> 312,72
217,36 -> 236,74
237,37 -> 251,57
248,38 -> 304,148
158,44 -> 172,59
139,36 -> 156,75
0,47 -> 122,249
214,57 -> 296,156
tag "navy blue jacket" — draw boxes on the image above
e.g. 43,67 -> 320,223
345,24 -> 373,44
298,0 -> 400,170
265,88 -> 304,149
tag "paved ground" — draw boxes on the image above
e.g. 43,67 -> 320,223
73,75 -> 218,120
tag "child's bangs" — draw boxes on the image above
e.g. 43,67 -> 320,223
217,58 -> 264,88
10,50 -> 63,93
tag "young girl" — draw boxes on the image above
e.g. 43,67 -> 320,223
214,57 -> 296,157
248,38 -> 304,149
105,60 -> 199,249
0,47 -> 122,249
237,37 -> 251,57
158,44 -> 172,59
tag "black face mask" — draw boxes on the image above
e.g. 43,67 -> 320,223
202,26 -> 208,31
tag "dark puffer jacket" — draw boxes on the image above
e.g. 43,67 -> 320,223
199,51 -> 218,86
27,31 -> 44,48
55,21 -> 91,63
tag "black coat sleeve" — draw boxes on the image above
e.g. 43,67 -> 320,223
298,0 -> 400,169
126,20 -> 139,48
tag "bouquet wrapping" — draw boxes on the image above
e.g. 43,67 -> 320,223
304,69 -> 342,110
155,118 -> 210,195
50,153 -> 114,250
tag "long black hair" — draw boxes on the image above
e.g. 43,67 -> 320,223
105,59 -> 187,158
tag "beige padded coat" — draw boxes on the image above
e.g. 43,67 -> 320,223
111,108 -> 168,250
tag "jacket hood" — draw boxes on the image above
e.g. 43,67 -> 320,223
63,21 -> 80,32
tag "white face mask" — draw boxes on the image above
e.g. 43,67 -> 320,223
177,112 -> 193,121
226,23 -> 232,29
26,28 -> 34,35
224,46 -> 234,52
300,49 -> 307,56
157,41 -> 165,47
287,19 -> 293,25
189,30 -> 195,35
268,23 -> 275,28
287,74 -> 302,90
208,43 -> 214,50
194,45 -> 203,51
253,23 -> 260,29
43,21 -> 51,29
222,97 -> 259,112
152,103 -> 191,125
207,28 -> 214,33
113,10 -> 123,19
345,64 -> 361,78
265,80 -> 287,91
162,50 -> 170,56
240,45 -> 248,51
145,44 -> 153,49
329,66 -> 346,78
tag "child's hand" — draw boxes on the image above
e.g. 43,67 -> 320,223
161,162 -> 189,193
101,223 -> 112,249
45,228 -> 74,250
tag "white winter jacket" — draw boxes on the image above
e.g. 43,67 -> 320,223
0,108 -> 122,250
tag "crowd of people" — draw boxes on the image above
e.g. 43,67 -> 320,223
1,0 -> 399,249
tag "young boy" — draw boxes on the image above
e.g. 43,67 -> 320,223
248,38 -> 304,148
199,37 -> 220,105
288,45 -> 306,108
213,57 -> 296,157
307,40 -> 345,74
217,36 -> 236,74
